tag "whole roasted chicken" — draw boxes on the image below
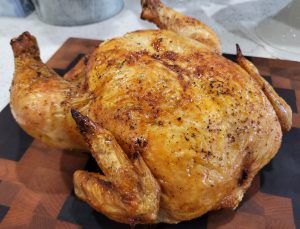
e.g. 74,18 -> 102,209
10,0 -> 292,225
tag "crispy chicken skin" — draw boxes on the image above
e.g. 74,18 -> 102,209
10,0 -> 292,225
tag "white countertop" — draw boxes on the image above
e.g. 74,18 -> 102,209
0,0 -> 299,112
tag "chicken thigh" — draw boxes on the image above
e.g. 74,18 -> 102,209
9,0 -> 292,224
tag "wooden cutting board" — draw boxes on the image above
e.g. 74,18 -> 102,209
0,38 -> 299,229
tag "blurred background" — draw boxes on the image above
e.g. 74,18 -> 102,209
0,0 -> 299,110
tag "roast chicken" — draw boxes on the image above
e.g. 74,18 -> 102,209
10,0 -> 292,224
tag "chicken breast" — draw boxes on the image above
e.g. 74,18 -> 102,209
9,0 -> 292,225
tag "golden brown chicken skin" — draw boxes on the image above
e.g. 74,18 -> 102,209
10,0 -> 292,225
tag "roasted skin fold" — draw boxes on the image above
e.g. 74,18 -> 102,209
10,0 -> 292,224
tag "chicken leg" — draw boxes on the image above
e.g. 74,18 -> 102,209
10,32 -> 88,149
141,0 -> 221,53
71,109 -> 160,224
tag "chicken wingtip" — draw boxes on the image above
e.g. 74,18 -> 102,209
236,44 -> 243,61
71,109 -> 96,135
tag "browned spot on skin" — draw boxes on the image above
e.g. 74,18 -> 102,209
106,59 -> 116,67
126,51 -> 149,65
114,106 -> 142,121
177,74 -> 189,92
97,179 -> 113,189
151,37 -> 163,52
113,108 -> 143,133
186,51 -> 205,63
131,152 -> 140,160
134,136 -> 148,148
120,192 -> 136,205
209,80 -> 231,95
237,148 -> 253,186
133,137 -> 148,154
162,62 -> 184,75
81,77 -> 89,92
161,51 -> 178,61
157,120 -> 164,126
194,66 -> 204,78
227,133 -> 236,143
141,92 -> 162,114
202,149 -> 212,159
151,54 -> 161,60
177,74 -> 184,81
